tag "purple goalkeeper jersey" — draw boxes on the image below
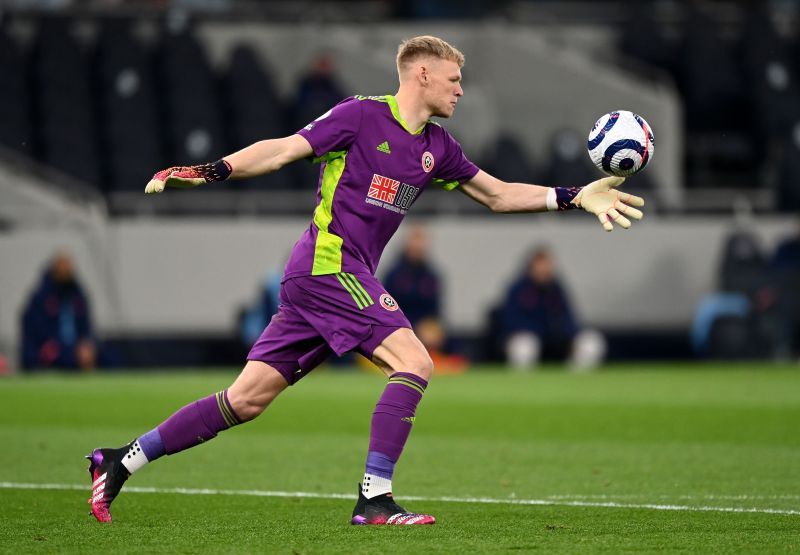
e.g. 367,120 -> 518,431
283,95 -> 479,280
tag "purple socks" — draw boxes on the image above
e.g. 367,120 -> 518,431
365,372 -> 428,480
137,428 -> 165,460
128,373 -> 427,489
136,390 -> 242,462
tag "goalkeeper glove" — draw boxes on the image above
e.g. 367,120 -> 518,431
553,177 -> 645,232
145,159 -> 232,194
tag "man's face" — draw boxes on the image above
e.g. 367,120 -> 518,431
422,58 -> 463,118
405,227 -> 429,263
52,254 -> 75,284
528,254 -> 555,284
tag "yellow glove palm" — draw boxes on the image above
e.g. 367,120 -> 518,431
571,177 -> 645,232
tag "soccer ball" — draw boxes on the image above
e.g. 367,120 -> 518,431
587,110 -> 654,177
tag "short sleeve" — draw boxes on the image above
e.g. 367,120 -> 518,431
297,97 -> 363,161
432,129 -> 480,191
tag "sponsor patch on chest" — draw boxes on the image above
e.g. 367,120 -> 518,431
366,174 -> 419,214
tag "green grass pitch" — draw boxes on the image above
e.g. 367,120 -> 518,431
1,364 -> 798,553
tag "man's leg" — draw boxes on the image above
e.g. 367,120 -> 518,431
351,328 -> 436,525
88,361 -> 287,522
505,331 -> 542,371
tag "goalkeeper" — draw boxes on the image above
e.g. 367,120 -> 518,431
87,35 -> 644,526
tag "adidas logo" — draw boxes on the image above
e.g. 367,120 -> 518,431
92,472 -> 107,503
377,141 -> 391,154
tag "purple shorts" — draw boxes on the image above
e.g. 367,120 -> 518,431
247,272 -> 412,385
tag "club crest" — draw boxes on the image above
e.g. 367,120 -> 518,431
380,293 -> 399,311
421,151 -> 434,173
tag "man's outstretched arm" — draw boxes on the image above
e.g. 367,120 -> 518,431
458,170 -> 645,232
145,134 -> 314,193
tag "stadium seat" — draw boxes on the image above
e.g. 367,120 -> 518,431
681,7 -> 750,133
31,18 -> 101,186
775,121 -> 800,212
288,55 -> 347,190
717,229 -> 767,294
680,7 -> 757,189
483,133 -> 539,185
619,1 -> 681,83
222,45 -> 291,190
707,314 -> 756,360
741,7 -> 800,147
542,128 -> 597,188
95,19 -> 164,192
0,25 -> 33,156
156,25 -> 226,181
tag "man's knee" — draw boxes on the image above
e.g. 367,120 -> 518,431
400,351 -> 434,381
229,394 -> 269,422
372,328 -> 435,381
227,362 -> 288,422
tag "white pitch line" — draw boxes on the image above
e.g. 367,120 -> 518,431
540,494 -> 800,501
1,482 -> 798,516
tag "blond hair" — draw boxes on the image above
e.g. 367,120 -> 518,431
396,35 -> 465,73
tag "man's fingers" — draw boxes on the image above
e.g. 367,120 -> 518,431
585,178 -> 642,231
145,170 -> 205,193
145,179 -> 165,194
607,208 -> 631,229
146,167 -> 176,194
600,176 -> 626,189
615,201 -> 644,221
597,212 -> 613,232
617,191 -> 645,207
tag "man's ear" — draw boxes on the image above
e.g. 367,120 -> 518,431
418,64 -> 429,86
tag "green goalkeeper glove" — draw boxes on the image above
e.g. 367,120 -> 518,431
565,176 -> 645,232
145,159 -> 232,194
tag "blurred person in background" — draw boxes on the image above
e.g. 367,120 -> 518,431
384,224 -> 467,372
501,247 -> 605,371
21,251 -> 96,371
383,224 -> 441,326
761,223 -> 800,360
288,53 -> 348,190
290,53 -> 346,139
238,264 -> 283,348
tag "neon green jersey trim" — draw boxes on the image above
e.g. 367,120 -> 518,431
385,95 -> 426,135
336,273 -> 364,309
432,177 -> 461,191
311,150 -> 346,164
354,95 -> 459,189
336,272 -> 375,310
312,153 -> 347,275
343,273 -> 374,306
355,94 -> 426,135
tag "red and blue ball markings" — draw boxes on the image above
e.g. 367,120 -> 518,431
589,111 -> 654,176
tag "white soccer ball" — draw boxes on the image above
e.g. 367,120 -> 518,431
587,110 -> 655,177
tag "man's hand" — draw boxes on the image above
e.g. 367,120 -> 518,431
145,160 -> 232,194
571,176 -> 645,232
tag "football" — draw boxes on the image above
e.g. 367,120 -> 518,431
587,110 -> 655,177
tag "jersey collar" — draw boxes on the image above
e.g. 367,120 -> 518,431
385,95 -> 427,135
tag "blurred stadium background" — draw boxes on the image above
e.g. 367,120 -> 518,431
1,0 -> 800,371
